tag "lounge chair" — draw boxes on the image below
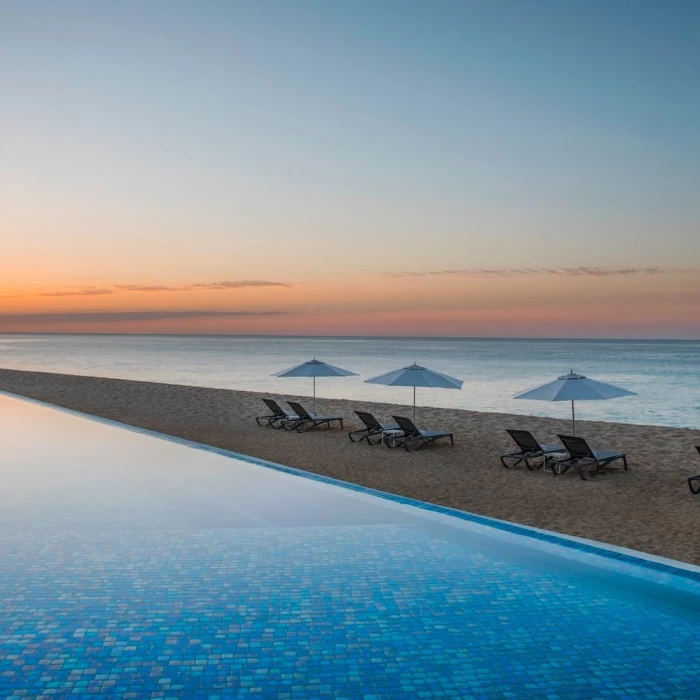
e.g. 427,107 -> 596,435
348,411 -> 401,444
554,434 -> 628,480
689,446 -> 700,494
501,429 -> 566,470
386,415 -> 454,451
255,398 -> 300,429
285,401 -> 344,432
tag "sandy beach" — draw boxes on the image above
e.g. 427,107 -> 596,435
0,367 -> 698,565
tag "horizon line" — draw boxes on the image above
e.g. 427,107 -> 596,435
0,331 -> 699,342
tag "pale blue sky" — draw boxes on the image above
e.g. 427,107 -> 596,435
1,0 -> 699,293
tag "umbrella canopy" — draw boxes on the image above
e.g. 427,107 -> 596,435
274,359 -> 357,412
274,359 -> 357,379
365,363 -> 463,419
513,371 -> 636,434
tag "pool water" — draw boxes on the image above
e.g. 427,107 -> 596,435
0,394 -> 698,698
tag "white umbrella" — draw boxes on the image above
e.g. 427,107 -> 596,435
274,358 -> 357,413
513,370 -> 636,434
365,362 -> 463,420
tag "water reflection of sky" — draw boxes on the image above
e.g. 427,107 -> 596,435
0,395 -> 698,697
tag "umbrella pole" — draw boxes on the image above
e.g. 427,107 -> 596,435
413,386 -> 416,421
571,400 -> 575,436
313,376 -> 316,415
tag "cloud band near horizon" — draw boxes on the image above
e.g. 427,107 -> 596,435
388,266 -> 700,279
0,310 -> 290,325
3,280 -> 293,299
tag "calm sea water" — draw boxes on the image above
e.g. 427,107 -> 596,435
0,334 -> 698,428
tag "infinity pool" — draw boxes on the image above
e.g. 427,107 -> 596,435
0,393 -> 698,698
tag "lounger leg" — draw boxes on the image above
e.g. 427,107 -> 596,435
367,431 -> 381,446
552,461 -> 570,476
623,455 -> 629,470
580,461 -> 602,480
543,456 -> 558,473
405,438 -> 425,452
688,477 -> 700,495
449,436 -> 454,446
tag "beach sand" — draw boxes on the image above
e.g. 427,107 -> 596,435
0,367 -> 698,565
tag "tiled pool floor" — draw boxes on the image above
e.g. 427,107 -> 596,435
0,394 -> 698,698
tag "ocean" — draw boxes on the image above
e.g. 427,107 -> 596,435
0,334 -> 698,429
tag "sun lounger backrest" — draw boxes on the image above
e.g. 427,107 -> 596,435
506,429 -> 540,453
355,411 -> 381,430
558,435 -> 594,460
287,401 -> 312,419
392,415 -> 421,437
263,398 -> 284,415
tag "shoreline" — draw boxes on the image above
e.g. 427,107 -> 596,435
1,367 -> 698,565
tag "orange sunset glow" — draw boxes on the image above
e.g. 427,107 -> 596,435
1,269 -> 698,337
1,1 -> 699,339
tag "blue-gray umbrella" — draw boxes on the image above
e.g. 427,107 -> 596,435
274,358 -> 357,413
513,370 -> 636,434
365,362 -> 463,420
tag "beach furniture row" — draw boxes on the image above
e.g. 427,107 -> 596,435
256,398 -> 453,451
256,398 -> 344,431
502,431 -> 700,492
349,411 -> 454,450
256,398 -> 700,490
501,429 -> 628,480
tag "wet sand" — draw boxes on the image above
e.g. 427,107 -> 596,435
0,368 -> 698,565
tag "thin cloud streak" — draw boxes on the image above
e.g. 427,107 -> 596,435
114,280 -> 292,292
0,310 -> 290,325
38,288 -> 116,297
192,281 -> 292,290
2,280 -> 292,299
388,266 -> 700,279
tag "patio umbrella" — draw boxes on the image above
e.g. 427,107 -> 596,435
273,359 -> 357,413
365,362 -> 463,420
513,370 -> 636,435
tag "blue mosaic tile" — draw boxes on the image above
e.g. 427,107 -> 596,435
0,527 -> 697,698
6,393 -> 698,584
1,393 -> 698,698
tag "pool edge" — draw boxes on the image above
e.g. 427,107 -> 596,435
2,389 -> 699,587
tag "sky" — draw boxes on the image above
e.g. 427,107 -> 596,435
1,0 -> 699,338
